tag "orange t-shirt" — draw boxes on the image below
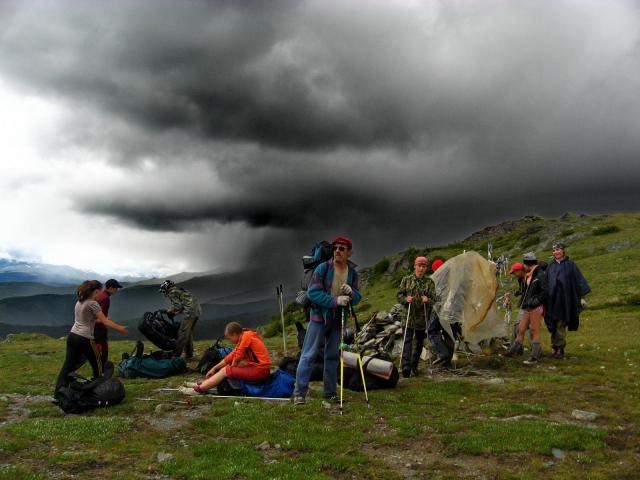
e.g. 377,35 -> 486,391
224,330 -> 271,369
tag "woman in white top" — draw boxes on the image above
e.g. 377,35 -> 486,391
54,280 -> 128,393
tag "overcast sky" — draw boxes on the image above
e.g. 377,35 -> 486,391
1,0 -> 639,277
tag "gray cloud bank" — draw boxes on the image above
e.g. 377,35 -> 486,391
1,0 -> 639,269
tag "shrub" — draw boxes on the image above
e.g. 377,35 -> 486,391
520,236 -> 540,248
593,224 -> 620,236
373,257 -> 390,275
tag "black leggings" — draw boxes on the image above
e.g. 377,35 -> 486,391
55,332 -> 103,393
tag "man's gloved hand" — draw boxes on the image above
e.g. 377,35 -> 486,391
337,295 -> 350,307
421,296 -> 429,304
340,284 -> 352,295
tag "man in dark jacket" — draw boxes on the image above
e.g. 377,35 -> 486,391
504,253 -> 546,364
545,242 -> 591,359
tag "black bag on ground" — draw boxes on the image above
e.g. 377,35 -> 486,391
217,378 -> 244,396
138,310 -> 179,351
54,362 -> 125,414
196,339 -> 234,375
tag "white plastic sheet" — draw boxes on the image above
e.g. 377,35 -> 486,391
431,251 -> 506,346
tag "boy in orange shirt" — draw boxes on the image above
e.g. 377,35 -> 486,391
183,322 -> 271,394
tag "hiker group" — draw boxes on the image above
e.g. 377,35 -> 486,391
53,235 -> 591,412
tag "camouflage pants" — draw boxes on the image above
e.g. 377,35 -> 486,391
551,320 -> 567,350
174,315 -> 198,359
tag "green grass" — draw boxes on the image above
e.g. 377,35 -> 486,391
443,420 -> 605,455
0,213 -> 639,479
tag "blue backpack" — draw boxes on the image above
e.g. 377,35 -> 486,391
238,370 -> 295,398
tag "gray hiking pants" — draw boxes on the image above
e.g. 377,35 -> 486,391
551,320 -> 567,350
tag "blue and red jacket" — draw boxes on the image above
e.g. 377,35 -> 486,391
307,259 -> 362,324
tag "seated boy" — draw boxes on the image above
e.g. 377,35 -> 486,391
183,322 -> 271,395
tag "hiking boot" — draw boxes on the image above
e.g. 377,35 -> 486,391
293,396 -> 306,405
551,348 -> 565,359
523,357 -> 538,365
432,356 -> 451,368
411,368 -> 420,377
402,369 -> 411,378
324,395 -> 342,404
502,341 -> 523,358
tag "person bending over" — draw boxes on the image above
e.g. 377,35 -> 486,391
54,280 -> 128,393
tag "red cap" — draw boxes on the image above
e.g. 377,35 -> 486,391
414,256 -> 428,265
431,259 -> 444,271
331,236 -> 352,249
509,262 -> 524,274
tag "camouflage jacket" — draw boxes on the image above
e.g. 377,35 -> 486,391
396,273 -> 436,330
167,287 -> 201,318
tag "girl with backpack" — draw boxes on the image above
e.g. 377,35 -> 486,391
54,280 -> 128,393
182,322 -> 271,394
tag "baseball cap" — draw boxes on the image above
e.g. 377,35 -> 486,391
509,262 -> 525,274
105,279 -> 123,289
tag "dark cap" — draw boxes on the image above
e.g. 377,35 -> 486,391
105,279 -> 123,289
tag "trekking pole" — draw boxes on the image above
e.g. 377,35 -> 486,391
399,301 -> 411,369
339,306 -> 345,415
276,285 -> 287,356
347,303 -> 369,408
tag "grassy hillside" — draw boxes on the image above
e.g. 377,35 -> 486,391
0,213 -> 638,479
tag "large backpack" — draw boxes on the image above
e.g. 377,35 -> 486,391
54,363 -> 125,414
117,343 -> 187,379
138,310 -> 179,351
217,370 -> 295,398
295,241 -> 334,308
196,339 -> 234,375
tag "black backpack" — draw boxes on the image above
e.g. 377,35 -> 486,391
196,339 -> 234,375
54,363 -> 125,414
295,241 -> 334,308
138,310 -> 179,351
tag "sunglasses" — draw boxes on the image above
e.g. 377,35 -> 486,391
333,245 -> 348,252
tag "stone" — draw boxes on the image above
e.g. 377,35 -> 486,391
485,378 -> 505,385
571,409 -> 598,421
155,403 -> 174,413
157,452 -> 175,463
274,444 -> 281,450
255,441 -> 270,451
551,448 -> 566,460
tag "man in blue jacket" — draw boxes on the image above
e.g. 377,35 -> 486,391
294,236 -> 362,405
545,242 -> 591,359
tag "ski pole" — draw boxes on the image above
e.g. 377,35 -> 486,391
399,302 -> 411,369
276,285 -> 287,356
157,389 -> 290,402
339,306 -> 345,415
355,348 -> 370,408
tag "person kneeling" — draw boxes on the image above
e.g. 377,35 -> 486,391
184,322 -> 271,395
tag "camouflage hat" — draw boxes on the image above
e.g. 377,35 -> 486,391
522,252 -> 537,262
552,241 -> 566,250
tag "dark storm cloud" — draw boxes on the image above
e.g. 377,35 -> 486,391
2,0 -> 640,272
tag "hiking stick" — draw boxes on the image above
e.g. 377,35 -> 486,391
276,285 -> 287,356
340,306 -> 345,415
356,349 -> 370,408
157,389 -> 290,402
399,302 -> 411,370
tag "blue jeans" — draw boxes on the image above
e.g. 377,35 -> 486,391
294,319 -> 340,398
427,311 -> 452,359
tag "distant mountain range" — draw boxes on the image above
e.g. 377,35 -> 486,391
0,263 -> 299,340
0,258 -> 150,285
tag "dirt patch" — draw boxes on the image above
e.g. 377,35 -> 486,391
362,437 -> 505,479
146,404 -> 209,430
0,393 -> 52,426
